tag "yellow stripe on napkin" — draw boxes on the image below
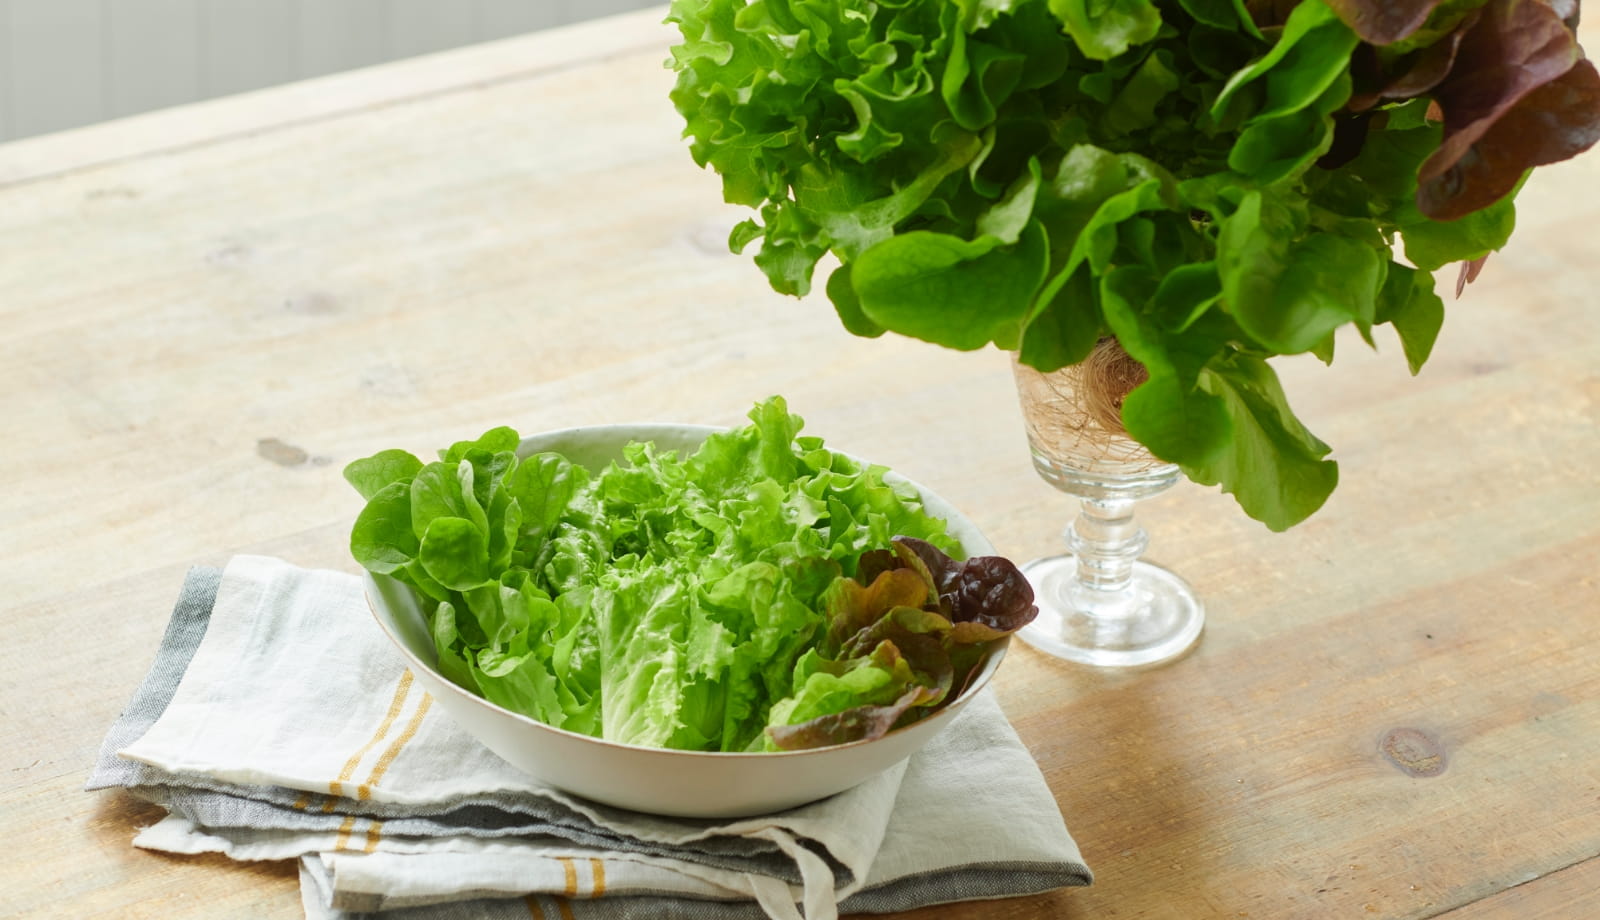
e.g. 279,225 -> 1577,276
552,856 -> 606,898
338,691 -> 433,854
358,693 -> 432,797
332,817 -> 383,853
560,856 -> 578,895
332,814 -> 358,851
324,670 -> 414,810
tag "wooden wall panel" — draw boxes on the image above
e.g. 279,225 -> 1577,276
475,0 -> 567,36
0,0 -> 661,143
197,0 -> 294,98
386,0 -> 477,60
294,0 -> 389,80
0,0 -> 10,139
3,0 -> 106,138
108,0 -> 201,119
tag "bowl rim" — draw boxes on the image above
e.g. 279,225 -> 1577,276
362,419 -> 1008,760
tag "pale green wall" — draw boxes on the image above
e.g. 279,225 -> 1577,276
0,0 -> 660,142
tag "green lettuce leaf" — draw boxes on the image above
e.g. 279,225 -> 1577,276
1188,353 -> 1340,531
350,481 -> 418,575
1218,190 -> 1379,355
344,449 -> 423,502
1212,0 -> 1357,123
1401,193 -> 1515,272
1373,262 -> 1445,374
1050,0 -> 1164,61
850,220 -> 1050,351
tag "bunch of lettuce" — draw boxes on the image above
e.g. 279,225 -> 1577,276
343,397 -> 1036,752
666,0 -> 1600,531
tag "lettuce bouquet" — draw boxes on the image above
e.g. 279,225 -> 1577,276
667,0 -> 1600,530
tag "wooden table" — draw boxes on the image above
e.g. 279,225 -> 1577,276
4,9 -> 1597,919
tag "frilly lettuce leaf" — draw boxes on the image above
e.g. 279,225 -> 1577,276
1051,0 -> 1165,60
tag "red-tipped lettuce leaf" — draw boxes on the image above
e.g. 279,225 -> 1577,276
1456,253 -> 1491,295
892,537 -> 1040,635
1418,0 -> 1600,218
846,627 -> 955,703
767,539 -> 1035,749
764,637 -> 944,750
1324,0 -> 1445,44
891,536 -> 956,595
853,548 -> 899,587
840,605 -> 955,659
1347,10 -> 1479,111
1425,56 -> 1600,217
767,683 -> 945,751
822,566 -> 930,653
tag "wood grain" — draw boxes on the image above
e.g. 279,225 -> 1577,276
1,7 -> 1597,920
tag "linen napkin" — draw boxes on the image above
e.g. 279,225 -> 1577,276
87,556 -> 1091,919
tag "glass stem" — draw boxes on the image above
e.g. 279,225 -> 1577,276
1067,497 -> 1148,596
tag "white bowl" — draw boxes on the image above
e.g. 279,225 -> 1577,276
363,423 -> 1006,818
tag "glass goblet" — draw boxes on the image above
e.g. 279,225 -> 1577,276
1011,343 -> 1204,667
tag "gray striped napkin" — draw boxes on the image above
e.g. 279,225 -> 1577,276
87,556 -> 1090,920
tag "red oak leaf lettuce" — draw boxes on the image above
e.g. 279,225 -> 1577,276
1417,0 -> 1600,218
764,537 -> 1037,750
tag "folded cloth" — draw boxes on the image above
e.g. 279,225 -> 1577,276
87,556 -> 1091,920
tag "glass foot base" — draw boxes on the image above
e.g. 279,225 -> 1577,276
1017,555 -> 1204,668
